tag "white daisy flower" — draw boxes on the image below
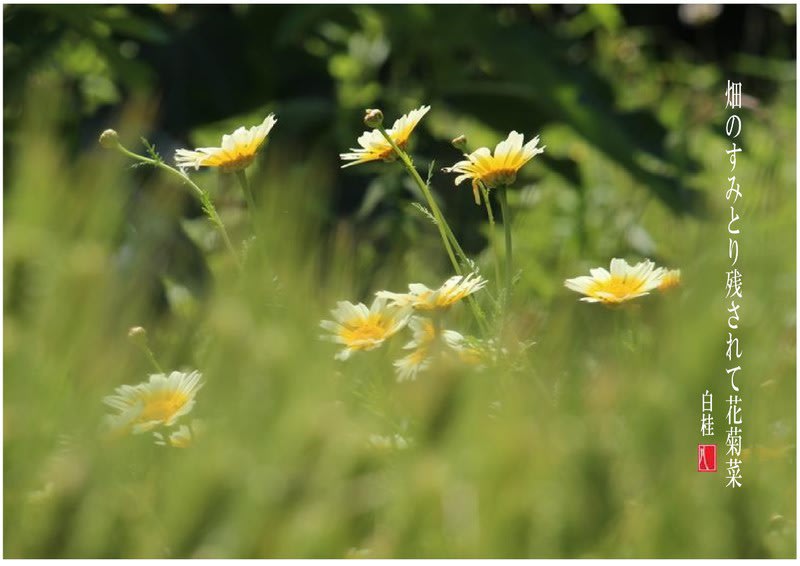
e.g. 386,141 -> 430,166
393,317 -> 488,381
658,268 -> 682,291
394,317 -> 438,381
444,131 -> 545,203
320,297 -> 411,360
340,105 -> 430,168
153,424 -> 193,448
564,258 -> 667,304
405,316 -> 438,347
175,115 -> 277,172
394,348 -> 432,382
103,370 -> 203,435
377,272 -> 487,312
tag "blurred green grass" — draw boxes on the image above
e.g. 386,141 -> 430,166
4,5 -> 796,558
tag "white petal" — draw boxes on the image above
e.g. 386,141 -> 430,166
609,258 -> 631,277
564,276 -> 595,293
589,267 -> 611,281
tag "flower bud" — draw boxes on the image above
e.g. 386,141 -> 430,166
363,108 -> 384,129
127,326 -> 147,343
451,135 -> 468,151
99,129 -> 119,149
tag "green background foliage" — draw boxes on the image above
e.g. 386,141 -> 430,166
4,4 -> 796,558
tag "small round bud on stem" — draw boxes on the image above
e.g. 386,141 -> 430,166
128,326 -> 147,343
451,135 -> 468,152
99,129 -> 120,149
364,109 -> 384,129
128,326 -> 164,372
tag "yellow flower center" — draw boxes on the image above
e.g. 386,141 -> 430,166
587,275 -> 647,303
339,314 -> 392,349
374,139 -> 406,162
480,168 -> 518,188
413,289 -> 469,310
408,347 -> 428,365
411,290 -> 437,310
439,289 -> 470,307
201,152 -> 256,172
136,390 -> 190,424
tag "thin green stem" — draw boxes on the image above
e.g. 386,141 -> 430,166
114,143 -> 241,270
613,308 -> 626,358
480,184 -> 502,294
139,343 -> 164,374
129,328 -> 165,373
235,169 -> 258,228
376,126 -> 461,275
375,126 -> 487,334
498,187 -> 513,301
441,213 -> 472,270
235,169 -> 267,265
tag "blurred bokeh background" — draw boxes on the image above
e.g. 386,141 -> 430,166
4,4 -> 796,558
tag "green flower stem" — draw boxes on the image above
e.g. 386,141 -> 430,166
440,211 -> 471,270
235,169 -> 268,264
612,308 -> 628,359
138,341 -> 164,374
436,221 -> 487,334
480,184 -> 502,295
375,126 -> 487,333
113,143 -> 241,270
376,127 -> 461,275
235,169 -> 258,228
497,187 -> 513,300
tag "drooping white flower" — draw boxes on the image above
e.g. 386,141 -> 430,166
444,131 -> 544,203
392,317 -> 492,381
175,115 -> 277,172
393,317 -> 438,381
340,106 -> 430,168
377,272 -> 487,312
